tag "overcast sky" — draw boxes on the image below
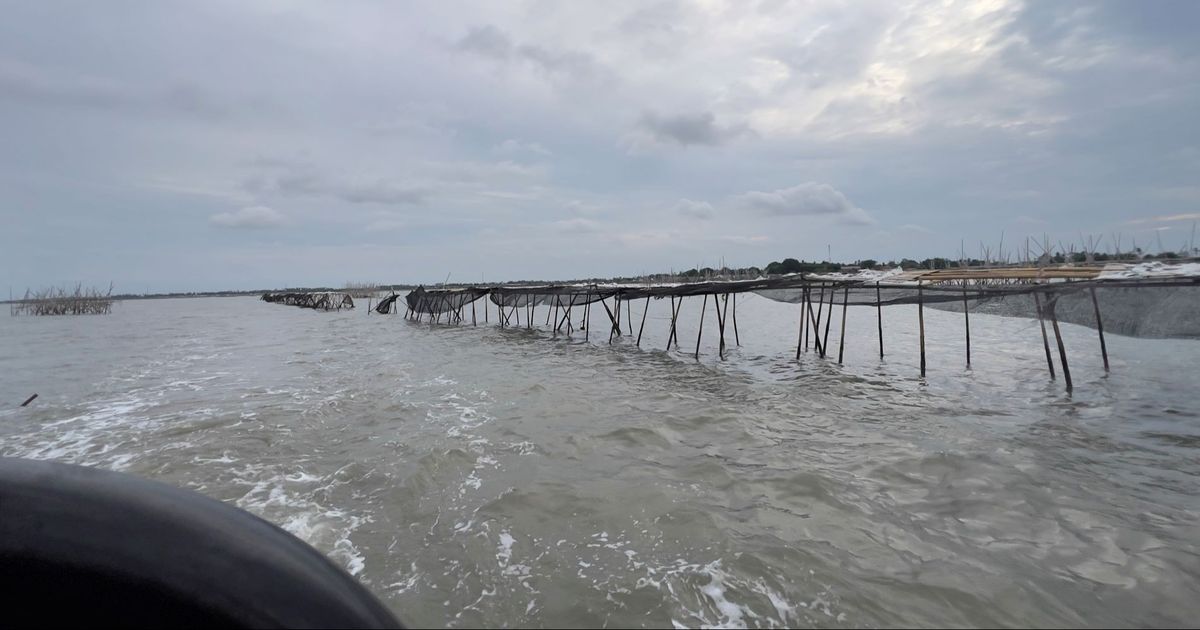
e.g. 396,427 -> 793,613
2,1 -> 1198,292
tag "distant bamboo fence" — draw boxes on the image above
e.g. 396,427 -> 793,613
261,292 -> 355,311
10,283 -> 115,316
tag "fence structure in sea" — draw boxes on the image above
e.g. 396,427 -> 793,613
10,284 -> 115,316
261,292 -> 355,311
381,262 -> 1200,392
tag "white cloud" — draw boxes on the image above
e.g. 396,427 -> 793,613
210,206 -> 286,229
737,183 -> 874,225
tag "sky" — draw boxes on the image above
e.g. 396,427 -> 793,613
2,0 -> 1199,292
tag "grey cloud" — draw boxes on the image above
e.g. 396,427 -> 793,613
277,172 -> 426,205
210,206 -> 286,229
247,164 -> 427,206
553,218 -> 602,234
0,57 -> 226,119
456,25 -> 607,82
738,183 -> 874,225
456,25 -> 514,58
674,199 -> 714,220
637,111 -> 748,146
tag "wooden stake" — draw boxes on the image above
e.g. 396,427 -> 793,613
822,284 -> 834,358
918,281 -> 926,378
814,284 -> 826,351
802,287 -> 810,351
714,294 -> 726,359
876,282 -> 884,359
472,298 -> 477,326
962,287 -> 970,368
626,298 -> 634,335
667,296 -> 681,349
1090,286 -> 1109,372
584,292 -> 591,341
1048,296 -> 1073,391
1033,291 -> 1056,380
695,294 -> 708,360
601,298 -> 620,343
556,298 -> 565,334
837,285 -> 848,364
636,296 -> 650,347
805,289 -> 825,357
731,293 -> 740,346
795,298 -> 805,360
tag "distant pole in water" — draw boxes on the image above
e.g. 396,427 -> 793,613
1047,296 -> 1073,391
21,393 -> 37,407
636,297 -> 649,347
962,287 -> 971,368
731,293 -> 740,346
837,285 -> 848,364
667,296 -> 681,349
876,282 -> 884,359
695,294 -> 708,360
1033,292 -> 1056,380
1090,287 -> 1109,372
802,287 -> 810,352
918,281 -> 926,378
822,285 -> 834,359
795,298 -> 805,360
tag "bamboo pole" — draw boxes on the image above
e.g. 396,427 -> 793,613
667,296 -> 681,349
584,292 -> 591,341
802,287 -> 810,352
814,284 -> 826,352
795,299 -> 805,360
822,284 -> 834,358
1033,292 -> 1056,380
695,294 -> 708,359
1048,296 -> 1073,391
837,285 -> 848,364
731,293 -> 740,346
805,289 -> 824,357
1090,287 -> 1109,372
918,281 -> 926,378
876,282 -> 884,359
636,296 -> 650,347
714,294 -> 727,359
601,298 -> 620,343
962,287 -> 970,368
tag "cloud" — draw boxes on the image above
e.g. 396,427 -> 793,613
248,165 -> 427,206
898,223 -> 934,234
553,218 -> 602,234
494,138 -> 551,156
456,25 -> 513,58
1126,212 -> 1200,225
210,206 -> 286,229
674,198 -> 714,220
636,111 -> 747,147
736,183 -> 874,225
456,25 -> 607,82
